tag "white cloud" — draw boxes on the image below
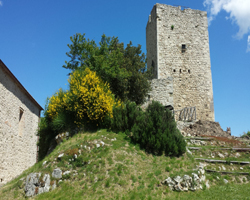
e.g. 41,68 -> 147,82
204,0 -> 250,52
247,35 -> 250,52
0,1 -> 3,7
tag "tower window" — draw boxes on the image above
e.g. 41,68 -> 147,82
173,69 -> 176,72
19,107 -> 24,136
188,69 -> 190,73
180,69 -> 182,73
19,107 -> 24,121
182,44 -> 186,53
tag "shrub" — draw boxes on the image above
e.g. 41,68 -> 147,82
38,68 -> 120,160
66,68 -> 119,127
111,100 -> 186,156
37,116 -> 55,160
111,101 -> 142,133
45,68 -> 119,129
132,101 -> 186,156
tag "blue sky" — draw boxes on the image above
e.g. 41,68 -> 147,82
0,0 -> 249,136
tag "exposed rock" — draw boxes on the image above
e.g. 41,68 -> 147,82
25,173 -> 41,197
183,120 -> 231,137
218,153 -> 225,158
42,161 -> 47,166
100,141 -> 105,146
235,153 -> 241,158
224,179 -> 228,184
38,174 -> 50,194
51,181 -> 57,190
52,168 -> 62,179
58,153 -> 64,160
162,173 -> 205,192
63,171 -> 71,176
186,147 -> 192,155
25,173 -> 51,197
205,180 -> 210,189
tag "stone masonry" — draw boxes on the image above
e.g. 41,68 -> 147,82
146,4 -> 214,121
0,60 -> 43,185
142,78 -> 173,109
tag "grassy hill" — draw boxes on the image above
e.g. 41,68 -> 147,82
1,129 -> 250,200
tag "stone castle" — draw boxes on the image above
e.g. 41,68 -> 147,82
145,4 -> 214,121
0,3 -> 215,187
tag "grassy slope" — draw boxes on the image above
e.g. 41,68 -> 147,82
0,129 -> 250,200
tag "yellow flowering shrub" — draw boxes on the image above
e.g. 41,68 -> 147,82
67,68 -> 118,125
47,89 -> 67,120
46,68 -> 120,127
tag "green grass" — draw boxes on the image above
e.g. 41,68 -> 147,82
0,129 -> 250,200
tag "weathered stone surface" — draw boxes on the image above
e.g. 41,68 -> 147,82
0,61 -> 42,185
183,120 -> 230,137
63,171 -> 71,176
186,147 -> 192,155
57,153 -> 64,161
162,172 -> 205,192
205,180 -> 210,189
146,4 -> 214,121
25,173 -> 41,197
43,174 -> 50,193
218,153 -> 225,158
52,168 -> 62,179
51,181 -> 57,190
42,161 -> 47,166
141,78 -> 173,109
25,173 -> 53,197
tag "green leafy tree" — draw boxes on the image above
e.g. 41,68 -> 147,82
63,33 -> 151,104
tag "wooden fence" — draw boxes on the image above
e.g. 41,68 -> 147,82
174,106 -> 196,121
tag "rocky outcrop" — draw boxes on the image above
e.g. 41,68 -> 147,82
162,163 -> 207,191
183,120 -> 231,137
25,173 -> 52,197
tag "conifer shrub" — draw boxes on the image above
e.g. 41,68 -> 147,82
111,100 -> 186,156
132,101 -> 186,156
111,101 -> 142,134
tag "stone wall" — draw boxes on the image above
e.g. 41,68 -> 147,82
146,4 -> 214,121
146,6 -> 158,79
141,78 -> 173,109
0,65 -> 41,185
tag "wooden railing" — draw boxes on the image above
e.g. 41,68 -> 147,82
174,106 -> 196,121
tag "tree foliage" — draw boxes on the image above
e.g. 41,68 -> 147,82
63,33 -> 151,104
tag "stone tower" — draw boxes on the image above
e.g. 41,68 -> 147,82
146,4 -> 214,121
